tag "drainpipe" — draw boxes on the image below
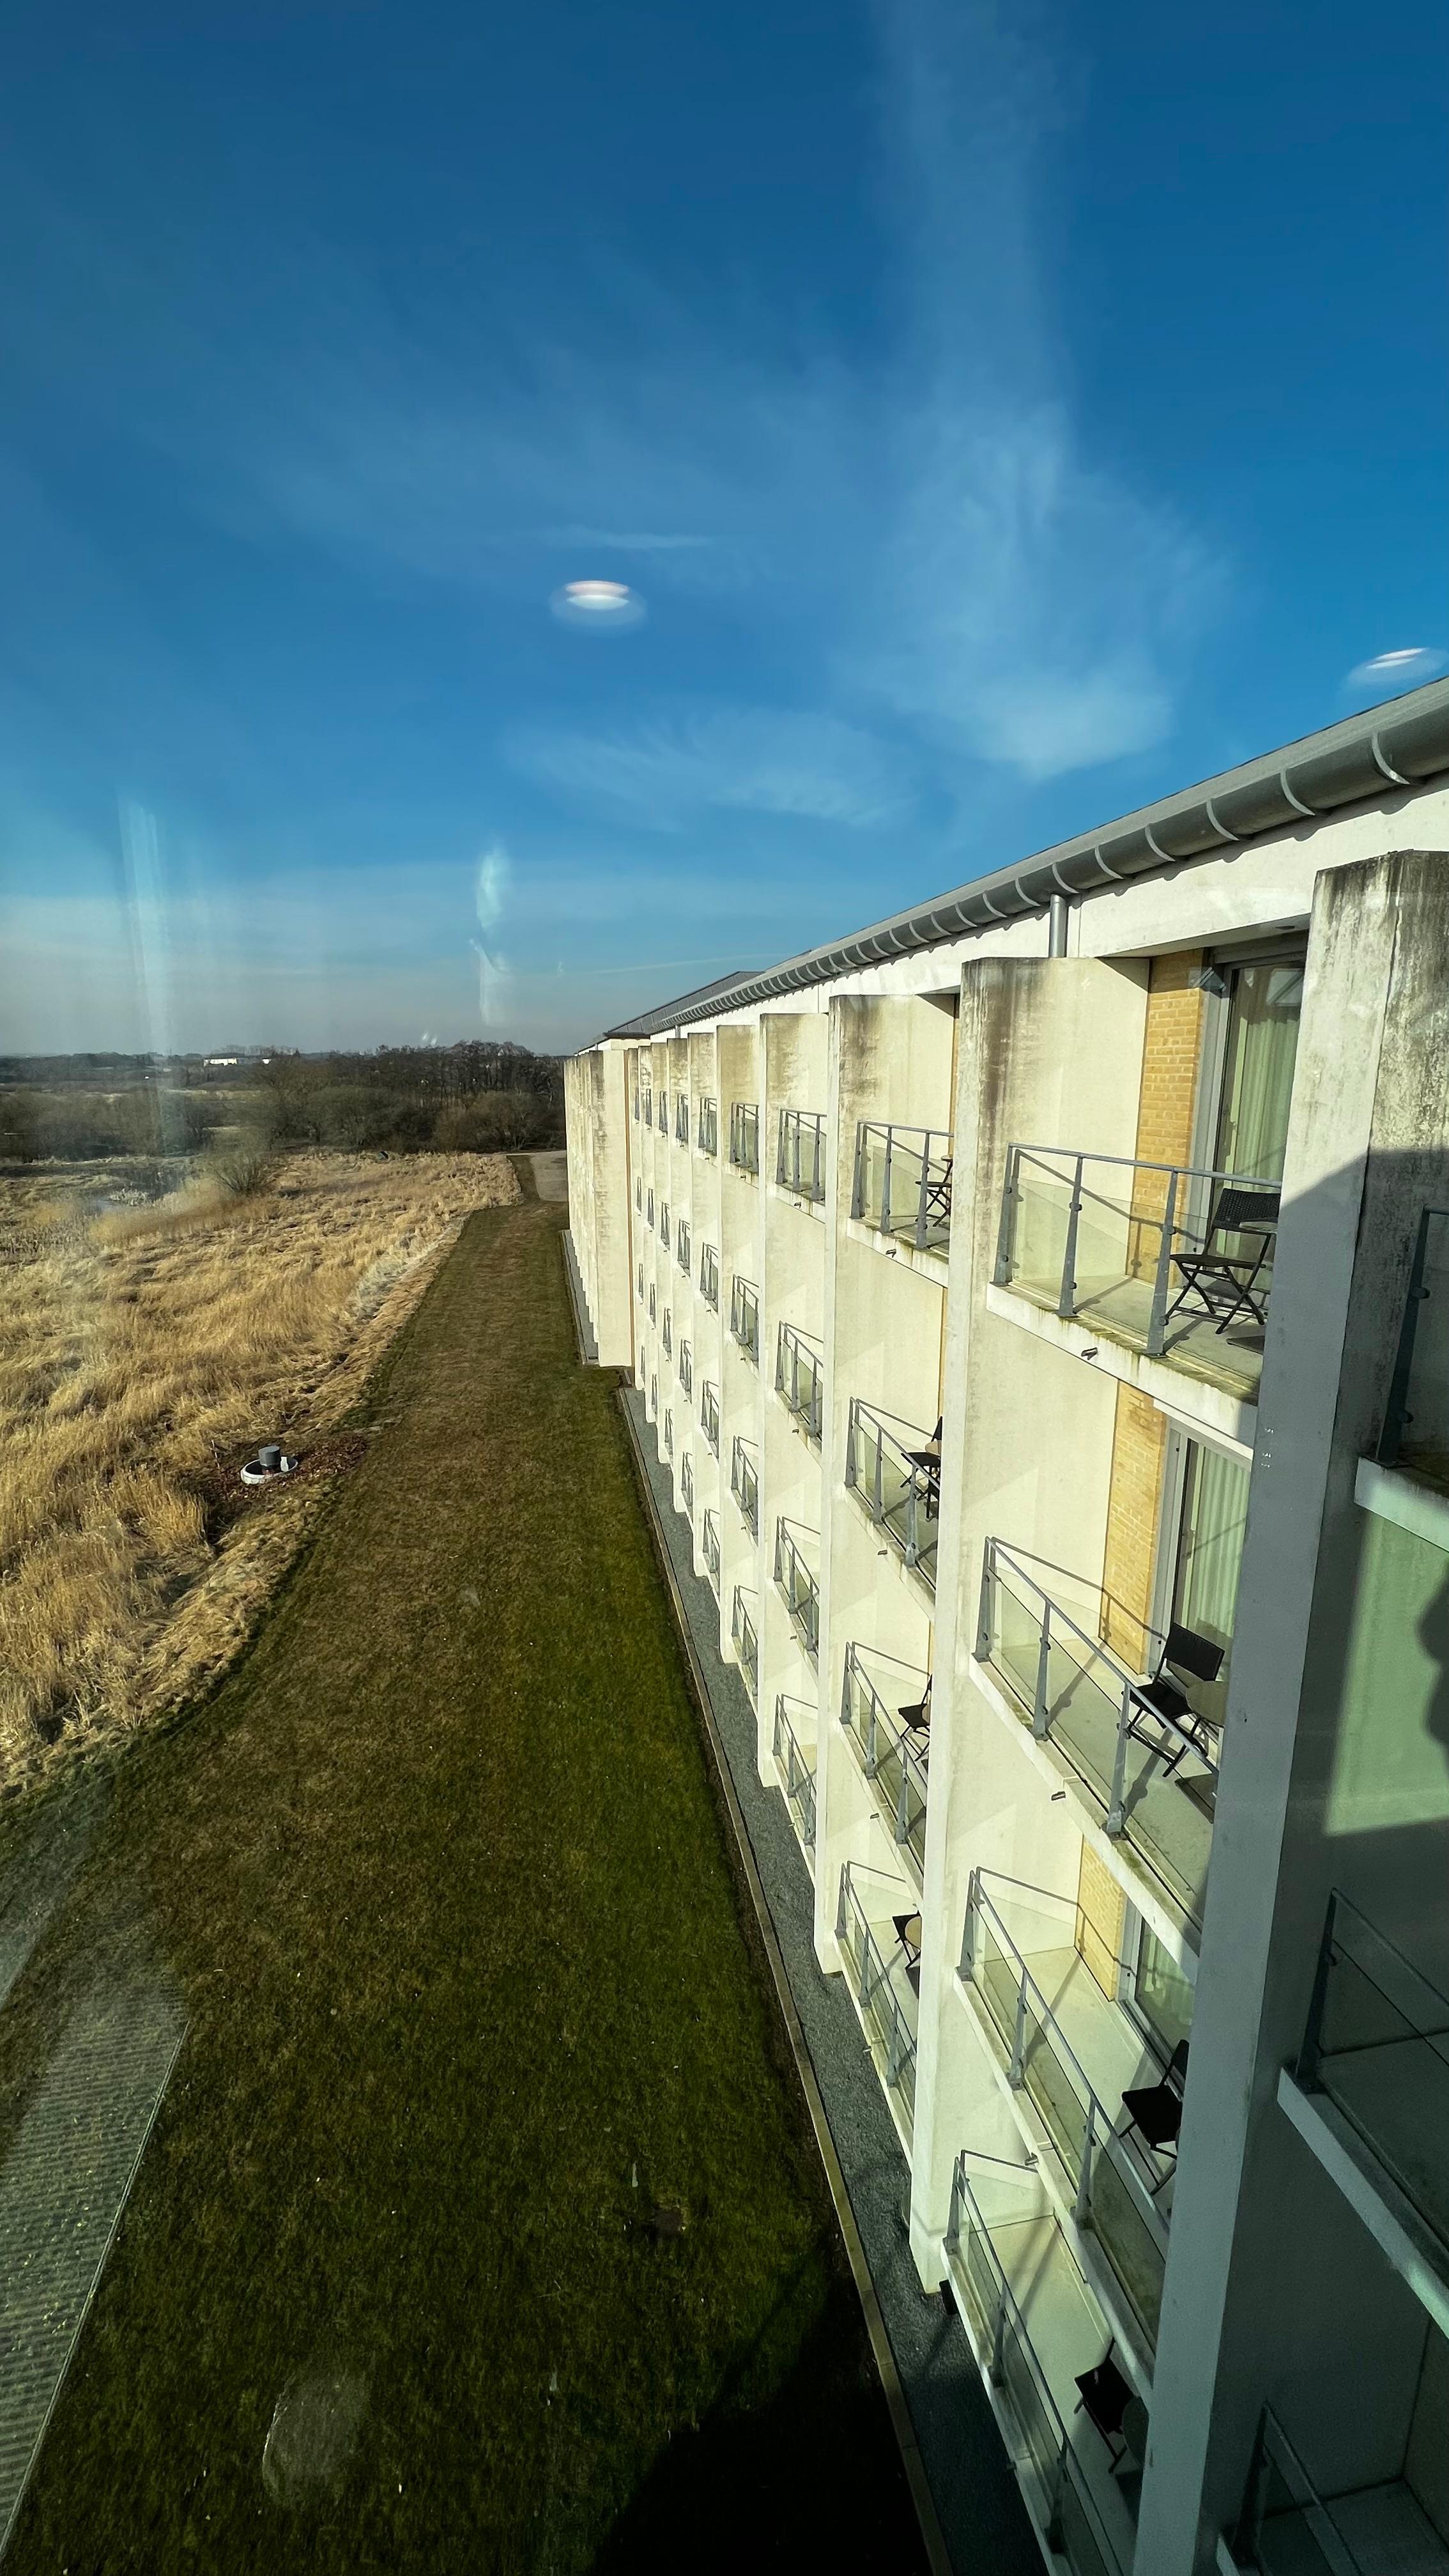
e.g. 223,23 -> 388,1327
1048,894 -> 1071,958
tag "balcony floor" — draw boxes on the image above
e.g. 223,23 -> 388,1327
985,1629 -> 1215,1931
1319,2039 -> 1449,2271
980,1910 -> 1163,2126
1008,1267 -> 1264,1404
976,2205 -> 1141,2570
1260,2477 -> 1449,2576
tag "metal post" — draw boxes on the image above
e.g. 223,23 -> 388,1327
976,1543 -> 995,1660
961,1875 -> 979,1981
882,1130 -> 894,1236
915,1137 -> 928,1250
1147,1163 -> 1181,1357
1058,1154 -> 1084,1318
1009,1972 -> 1029,2085
851,1123 -> 866,1221
1073,2100 -> 1095,2227
1106,1682 -> 1131,1835
990,2297 -> 1006,2386
1295,1894 -> 1338,2089
1032,1604 -> 1052,1738
993,1145 -> 1019,1286
1379,1206 -> 1435,1464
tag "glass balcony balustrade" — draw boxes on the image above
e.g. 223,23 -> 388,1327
681,1453 -> 694,1522
773,1519 -> 820,1662
657,1087 -> 667,1131
647,1284 -> 656,1324
728,1101 -> 760,1174
1377,1206 -> 1449,1492
660,1203 -> 670,1250
732,1586 -> 759,1706
1293,1889 -> 1449,2276
841,1643 -> 929,1881
640,1087 -> 652,1127
977,1539 -> 1218,1930
678,1339 -> 693,1399
702,1506 -> 721,1599
730,1436 -> 760,1537
776,1320 -> 824,1443
663,1409 -> 673,1459
700,1381 -> 720,1455
730,1275 -> 760,1363
961,1871 -> 1172,2358
697,1096 -> 719,1156
845,1397 -> 940,1591
777,1108 -> 827,1204
675,1092 -> 690,1144
647,1189 -> 654,1231
677,1218 -> 691,1276
853,1121 -> 953,1252
772,1694 -> 816,1856
1225,2409 -> 1448,2576
836,1866 -> 917,2142
993,1143 -> 1280,1403
662,1307 -> 671,1358
946,2161 -> 1135,2576
699,1243 -> 719,1309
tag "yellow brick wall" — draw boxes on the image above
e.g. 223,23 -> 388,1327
1076,1840 -> 1128,1999
1101,1383 -> 1168,1667
1128,949 -> 1208,1268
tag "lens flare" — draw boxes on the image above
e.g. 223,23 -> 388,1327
549,579 -> 646,632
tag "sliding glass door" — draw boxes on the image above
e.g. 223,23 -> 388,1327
1170,1439 -> 1251,1731
1213,955 -> 1305,1184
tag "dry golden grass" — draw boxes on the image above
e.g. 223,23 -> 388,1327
0,1149 -> 519,1795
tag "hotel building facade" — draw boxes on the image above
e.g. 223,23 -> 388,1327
564,680 -> 1449,2576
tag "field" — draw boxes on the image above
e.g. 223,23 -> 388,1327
0,1150 -> 518,1797
0,1186 -> 923,2572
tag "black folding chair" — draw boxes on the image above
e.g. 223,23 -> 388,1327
892,1911 -> 923,1996
923,1154 -> 953,1234
898,1674 -> 933,1739
903,1417 -> 944,1521
1074,2350 -> 1134,2466
1120,2039 -> 1190,2186
1130,1623 -> 1224,1768
1165,1185 -> 1279,1338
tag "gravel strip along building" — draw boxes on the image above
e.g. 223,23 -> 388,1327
565,676 -> 1449,2576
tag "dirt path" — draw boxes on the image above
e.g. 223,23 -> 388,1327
0,1197 -> 921,2575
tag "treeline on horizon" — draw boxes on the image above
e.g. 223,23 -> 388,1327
0,1040 -> 565,1163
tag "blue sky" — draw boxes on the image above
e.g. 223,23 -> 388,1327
1,0 -> 1445,1055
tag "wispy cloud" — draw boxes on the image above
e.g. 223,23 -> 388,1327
503,705 -> 916,831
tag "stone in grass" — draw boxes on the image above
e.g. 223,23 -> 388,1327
262,2366 -> 367,2507
643,2202 -> 687,2241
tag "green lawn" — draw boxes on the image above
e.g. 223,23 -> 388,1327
0,1191 -> 923,2572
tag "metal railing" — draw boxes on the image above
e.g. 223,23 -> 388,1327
647,1284 -> 656,1324
681,1453 -> 694,1521
647,1188 -> 654,1231
656,1087 -> 667,1131
636,1263 -> 643,1303
648,1373 -> 657,1418
730,1275 -> 761,1362
678,1339 -> 693,1399
732,1586 -> 759,1705
962,1871 -> 1170,2352
699,1243 -> 720,1308
776,1319 -> 824,1442
675,1092 -> 690,1144
640,1087 -> 652,1127
1230,2409 -> 1375,2574
632,1084 -> 641,1122
1377,1206 -> 1449,1483
854,1122 -> 953,1252
841,1643 -> 928,1879
1295,1888 -> 1449,2266
774,1519 -> 820,1662
728,1100 -> 760,1174
778,1108 -> 827,1203
698,1096 -> 719,1156
677,1218 -> 691,1275
837,1867 -> 917,2139
993,1143 -> 1279,1357
700,1381 -> 720,1454
845,1397 -> 940,1591
660,1202 -> 670,1250
663,1408 -> 673,1459
702,1507 -> 720,1598
946,2159 -> 1130,2576
772,1696 -> 817,1853
977,1540 -> 1219,1901
730,1436 -> 760,1537
662,1306 -> 672,1358
634,1176 -> 641,1210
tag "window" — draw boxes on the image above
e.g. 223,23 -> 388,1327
1212,954 -> 1305,1184
1167,1438 -> 1250,1731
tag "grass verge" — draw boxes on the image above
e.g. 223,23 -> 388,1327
0,1194 -> 924,2573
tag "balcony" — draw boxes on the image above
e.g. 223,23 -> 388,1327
841,1642 -> 930,1884
994,1143 -> 1280,1406
663,1407 -> 673,1460
699,1243 -> 720,1310
730,1436 -> 760,1538
640,1087 -> 652,1127
681,1452 -> 694,1522
728,1101 -> 760,1175
697,1096 -> 719,1156
730,1275 -> 760,1364
647,1284 -> 656,1325
1226,2408 -> 1449,2576
946,2161 -> 1138,2576
677,1220 -> 691,1276
977,1540 -> 1218,1931
1284,1890 -> 1449,2306
656,1087 -> 668,1132
660,1203 -> 671,1250
732,1586 -> 759,1707
776,1320 -> 824,1443
1377,1206 -> 1449,1497
647,1188 -> 655,1232
662,1306 -> 672,1358
700,1381 -> 720,1455
853,1122 -> 953,1254
777,1108 -> 827,1205
836,1865 -> 917,2145
961,1872 -> 1172,2359
675,1093 -> 690,1144
702,1506 -> 721,1598
845,1397 -> 940,1593
678,1338 -> 693,1399
773,1519 -> 820,1663
772,1694 -> 817,1860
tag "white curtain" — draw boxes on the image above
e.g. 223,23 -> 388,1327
1175,1443 -> 1250,1727
1215,960 -> 1303,1183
